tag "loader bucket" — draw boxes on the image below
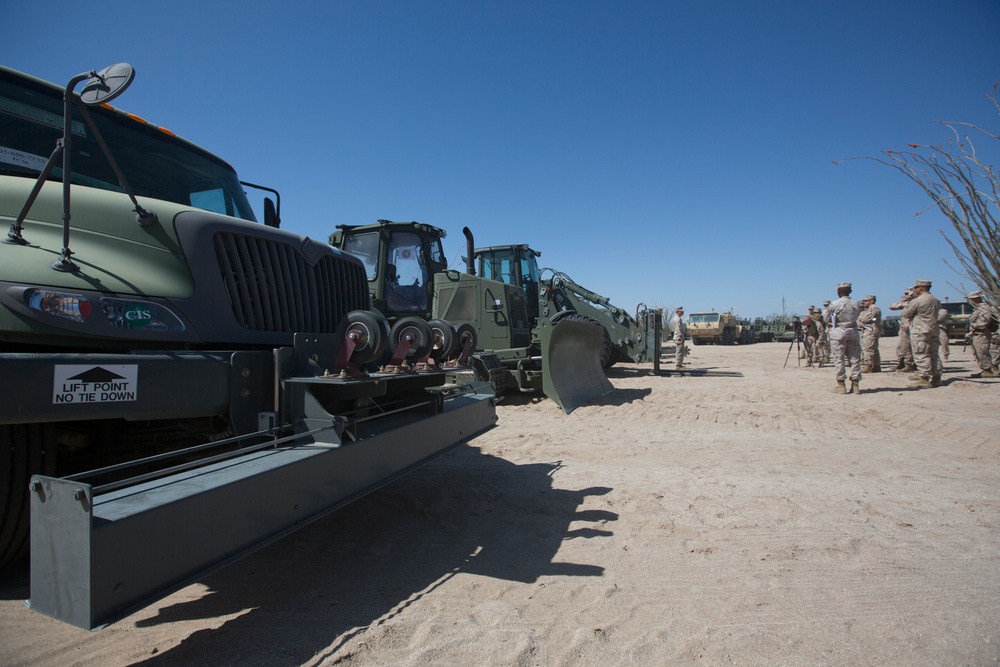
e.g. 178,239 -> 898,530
541,318 -> 615,414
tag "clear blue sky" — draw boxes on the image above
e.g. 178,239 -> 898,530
4,1 -> 999,317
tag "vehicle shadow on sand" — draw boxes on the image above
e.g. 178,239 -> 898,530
125,446 -> 614,665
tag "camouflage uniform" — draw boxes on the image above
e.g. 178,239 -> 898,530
824,284 -> 862,392
901,280 -> 941,386
801,314 -> 819,366
937,307 -> 949,364
672,309 -> 687,369
859,296 -> 881,372
889,290 -> 915,371
819,300 -> 831,362
811,310 -> 826,366
968,292 -> 997,377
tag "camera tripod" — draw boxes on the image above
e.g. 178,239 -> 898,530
783,322 -> 804,368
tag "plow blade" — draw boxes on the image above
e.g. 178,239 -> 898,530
541,318 -> 615,414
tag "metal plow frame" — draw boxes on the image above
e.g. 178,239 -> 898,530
28,383 -> 496,630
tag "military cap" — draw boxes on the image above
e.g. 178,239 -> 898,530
837,282 -> 851,289
807,305 -> 815,311
914,279 -> 932,289
903,288 -> 913,295
822,300 -> 830,306
968,290 -> 983,300
863,295 -> 874,301
675,307 -> 684,313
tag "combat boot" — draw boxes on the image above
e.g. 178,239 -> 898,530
970,369 -> 995,378
833,380 -> 847,394
850,380 -> 861,395
931,376 -> 941,387
860,365 -> 872,373
910,376 -> 932,389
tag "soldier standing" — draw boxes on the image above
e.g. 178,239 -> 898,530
824,282 -> 862,394
889,288 -> 915,372
968,291 -> 998,378
937,305 -> 950,364
801,310 -> 819,367
672,307 -> 688,369
902,279 -> 942,388
859,295 -> 882,373
810,306 -> 826,368
819,300 -> 832,363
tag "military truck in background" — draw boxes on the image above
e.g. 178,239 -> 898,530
0,63 -> 497,629
940,301 -> 974,340
687,311 -> 743,345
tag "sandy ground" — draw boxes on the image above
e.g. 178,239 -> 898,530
1,337 -> 998,666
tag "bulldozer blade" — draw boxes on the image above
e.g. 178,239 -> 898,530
542,318 -> 615,414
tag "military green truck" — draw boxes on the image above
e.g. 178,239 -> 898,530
1,63 -> 496,629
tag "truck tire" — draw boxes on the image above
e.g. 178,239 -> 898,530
560,313 -> 614,369
1,423 -> 56,570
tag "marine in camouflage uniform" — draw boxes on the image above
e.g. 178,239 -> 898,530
824,282 -> 862,394
889,289 -> 915,371
801,311 -> 819,367
901,279 -> 941,388
819,300 -> 831,363
937,306 -> 950,364
672,307 -> 688,369
858,295 -> 881,373
967,291 -> 998,378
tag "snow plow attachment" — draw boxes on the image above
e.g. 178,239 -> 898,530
541,317 -> 615,414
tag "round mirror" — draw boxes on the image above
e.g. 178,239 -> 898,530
79,63 -> 135,106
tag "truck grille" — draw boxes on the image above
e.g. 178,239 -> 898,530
214,232 -> 368,332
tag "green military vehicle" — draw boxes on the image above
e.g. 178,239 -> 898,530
1,63 -> 496,629
330,221 -> 616,411
472,241 -> 661,368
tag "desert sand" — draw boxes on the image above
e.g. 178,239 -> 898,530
1,337 -> 998,666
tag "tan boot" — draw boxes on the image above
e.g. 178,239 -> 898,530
860,365 -> 872,373
833,380 -> 847,394
851,380 -> 861,395
910,376 -> 932,389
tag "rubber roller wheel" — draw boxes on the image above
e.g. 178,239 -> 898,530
338,310 -> 389,365
427,319 -> 457,361
390,316 -> 435,360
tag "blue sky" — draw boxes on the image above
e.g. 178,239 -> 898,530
4,1 -> 998,317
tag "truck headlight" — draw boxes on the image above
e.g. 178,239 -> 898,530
25,289 -> 92,322
99,298 -> 186,332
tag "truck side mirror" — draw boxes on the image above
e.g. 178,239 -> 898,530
263,197 -> 280,228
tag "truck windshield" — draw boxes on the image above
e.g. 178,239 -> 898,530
0,69 -> 256,222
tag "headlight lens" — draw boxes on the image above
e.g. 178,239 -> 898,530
25,290 -> 92,322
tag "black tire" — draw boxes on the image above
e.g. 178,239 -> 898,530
427,319 -> 457,361
390,316 -> 435,360
559,313 -> 614,369
338,310 -> 389,365
1,423 -> 56,570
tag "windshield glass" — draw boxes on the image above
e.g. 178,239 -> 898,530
0,69 -> 256,221
689,313 -> 719,323
943,302 -> 970,316
344,231 -> 380,280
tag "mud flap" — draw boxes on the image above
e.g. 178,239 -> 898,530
540,318 -> 614,414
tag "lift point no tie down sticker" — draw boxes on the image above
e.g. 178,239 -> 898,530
53,365 -> 138,404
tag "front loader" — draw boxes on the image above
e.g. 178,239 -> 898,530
471,241 -> 662,369
330,221 -> 614,412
